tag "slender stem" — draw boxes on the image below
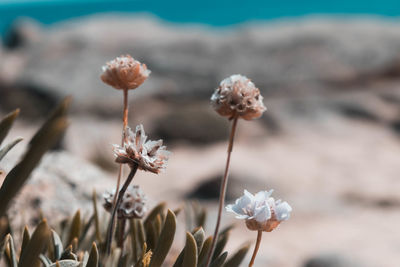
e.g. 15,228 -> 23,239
106,163 -> 138,254
112,89 -> 130,208
205,116 -> 239,267
108,88 -> 129,254
249,230 -> 263,267
122,88 -> 129,129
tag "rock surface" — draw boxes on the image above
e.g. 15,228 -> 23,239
1,151 -> 114,229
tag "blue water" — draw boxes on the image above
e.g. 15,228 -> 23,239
0,0 -> 400,37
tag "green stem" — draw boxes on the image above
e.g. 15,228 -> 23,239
205,116 -> 238,267
249,230 -> 263,267
106,163 -> 138,254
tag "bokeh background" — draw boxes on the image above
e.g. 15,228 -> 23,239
1,1 -> 400,266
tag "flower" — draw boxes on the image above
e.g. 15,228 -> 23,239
113,124 -> 171,173
211,74 -> 266,120
226,189 -> 292,232
103,185 -> 147,219
101,55 -> 150,90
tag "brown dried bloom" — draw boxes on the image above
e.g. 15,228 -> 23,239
103,185 -> 147,219
211,74 -> 266,120
101,55 -> 150,90
113,124 -> 171,174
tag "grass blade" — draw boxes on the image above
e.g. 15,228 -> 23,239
0,98 -> 69,216
149,210 -> 176,267
0,109 -> 19,147
0,138 -> 23,162
183,232 -> 197,267
18,220 -> 51,267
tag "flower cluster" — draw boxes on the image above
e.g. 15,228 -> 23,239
101,55 -> 150,90
113,124 -> 171,174
100,53 -> 291,266
211,74 -> 266,120
226,189 -> 292,232
103,185 -> 147,219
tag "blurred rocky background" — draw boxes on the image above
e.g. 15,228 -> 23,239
1,14 -> 400,267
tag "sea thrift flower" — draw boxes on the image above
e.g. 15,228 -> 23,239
226,189 -> 292,232
113,124 -> 171,174
103,185 -> 147,219
101,55 -> 150,90
211,74 -> 266,120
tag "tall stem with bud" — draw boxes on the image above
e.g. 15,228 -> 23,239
206,116 -> 238,267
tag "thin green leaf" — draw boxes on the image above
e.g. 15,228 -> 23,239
0,138 -> 23,162
20,226 -> 30,258
183,232 -> 197,267
198,236 -> 212,267
18,219 -> 51,267
171,250 -> 184,267
223,242 -> 251,267
192,227 -> 205,254
144,203 -> 166,250
0,98 -> 69,216
212,230 -> 230,261
0,109 -> 19,147
86,242 -> 98,267
144,203 -> 166,226
67,210 -> 81,247
5,234 -> 18,267
38,254 -> 52,266
210,251 -> 228,267
79,215 -> 93,244
149,210 -> 176,267
145,222 -> 157,251
92,190 -> 102,243
51,230 -> 64,261
130,219 -> 138,263
28,96 -> 70,147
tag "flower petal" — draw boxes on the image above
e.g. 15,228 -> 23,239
275,201 -> 292,221
253,205 -> 271,223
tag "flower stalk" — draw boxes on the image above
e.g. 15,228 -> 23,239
205,115 -> 238,267
249,230 -> 263,267
112,87 -> 129,230
105,163 -> 139,254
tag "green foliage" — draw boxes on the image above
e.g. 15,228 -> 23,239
0,98 -> 70,217
149,210 -> 176,267
0,195 -> 250,267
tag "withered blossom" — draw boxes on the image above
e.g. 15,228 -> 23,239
103,185 -> 147,219
211,74 -> 266,120
113,124 -> 171,174
226,189 -> 292,232
101,55 -> 150,90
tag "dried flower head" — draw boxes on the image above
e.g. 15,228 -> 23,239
103,185 -> 147,219
113,124 -> 171,174
101,55 -> 150,90
211,74 -> 266,120
226,189 -> 292,232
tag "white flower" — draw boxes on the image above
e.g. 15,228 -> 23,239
226,189 -> 292,232
101,55 -> 150,90
211,74 -> 266,120
113,124 -> 171,174
103,185 -> 147,219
